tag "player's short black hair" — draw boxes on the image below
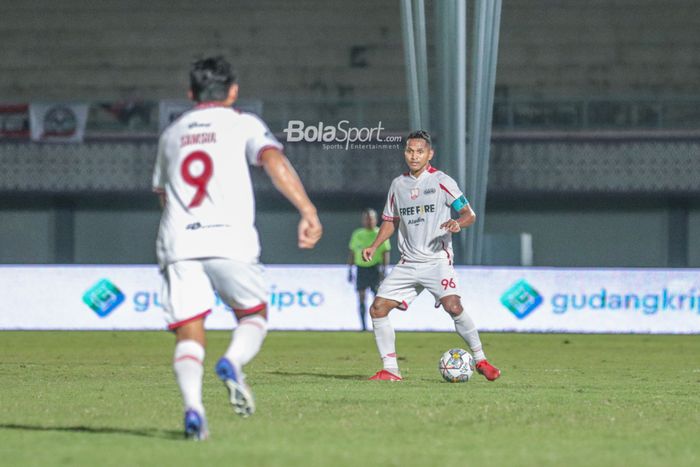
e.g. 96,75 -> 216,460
406,129 -> 431,146
190,56 -> 237,102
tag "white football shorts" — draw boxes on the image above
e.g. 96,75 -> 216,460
161,258 -> 267,330
376,261 -> 460,310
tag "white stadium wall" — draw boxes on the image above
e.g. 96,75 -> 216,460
1,265 -> 699,334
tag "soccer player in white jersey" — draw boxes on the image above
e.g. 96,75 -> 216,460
362,130 -> 500,382
153,56 -> 322,440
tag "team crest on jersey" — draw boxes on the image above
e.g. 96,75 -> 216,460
410,188 -> 420,200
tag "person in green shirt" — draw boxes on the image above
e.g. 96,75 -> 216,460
348,208 -> 391,330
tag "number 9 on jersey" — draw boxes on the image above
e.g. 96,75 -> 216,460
181,151 -> 213,208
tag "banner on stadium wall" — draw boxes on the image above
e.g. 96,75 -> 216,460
0,104 -> 30,138
0,265 -> 699,333
29,102 -> 89,143
158,100 -> 192,133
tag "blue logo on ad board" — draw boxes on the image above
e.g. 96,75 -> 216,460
82,279 -> 125,317
500,279 -> 543,319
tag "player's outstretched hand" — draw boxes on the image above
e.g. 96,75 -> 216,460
362,246 -> 376,262
440,219 -> 461,233
298,212 -> 323,248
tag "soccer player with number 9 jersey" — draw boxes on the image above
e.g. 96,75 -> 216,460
153,56 -> 322,440
362,130 -> 500,382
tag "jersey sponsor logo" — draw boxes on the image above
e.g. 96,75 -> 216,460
82,279 -> 125,317
188,122 -> 211,129
185,222 -> 231,231
410,188 -> 419,200
423,187 -> 436,195
399,204 -> 435,216
407,217 -> 425,226
180,132 -> 217,148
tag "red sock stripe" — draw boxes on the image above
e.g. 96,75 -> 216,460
386,352 -> 397,358
174,355 -> 203,365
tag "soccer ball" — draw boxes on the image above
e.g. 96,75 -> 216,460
438,348 -> 474,383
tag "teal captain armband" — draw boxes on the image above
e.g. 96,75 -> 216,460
451,195 -> 469,211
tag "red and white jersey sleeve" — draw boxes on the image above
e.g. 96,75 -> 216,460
243,113 -> 283,166
152,106 -> 282,268
381,180 -> 399,222
435,171 -> 464,208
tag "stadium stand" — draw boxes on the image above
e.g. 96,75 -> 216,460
1,0 -> 699,267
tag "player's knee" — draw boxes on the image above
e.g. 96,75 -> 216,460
442,300 -> 463,317
369,302 -> 389,319
174,319 -> 207,345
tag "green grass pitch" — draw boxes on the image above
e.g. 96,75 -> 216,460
1,331 -> 698,466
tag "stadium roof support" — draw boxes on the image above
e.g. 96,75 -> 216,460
435,0 -> 467,261
405,0 -> 501,264
400,0 -> 430,130
466,0 -> 502,264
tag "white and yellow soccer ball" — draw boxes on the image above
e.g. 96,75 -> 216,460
438,348 -> 474,382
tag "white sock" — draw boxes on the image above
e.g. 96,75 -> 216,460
173,340 -> 205,414
224,314 -> 268,372
453,311 -> 487,362
372,317 -> 399,374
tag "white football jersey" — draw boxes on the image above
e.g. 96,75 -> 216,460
381,165 -> 467,263
152,104 -> 282,268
